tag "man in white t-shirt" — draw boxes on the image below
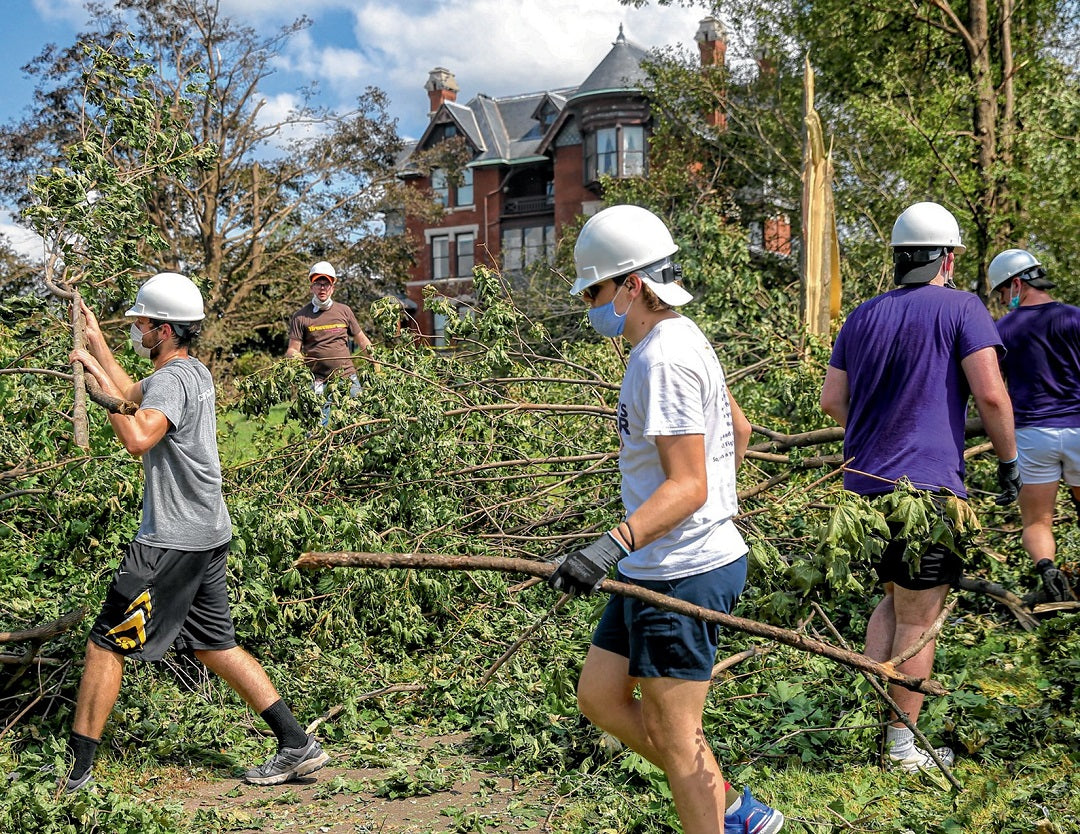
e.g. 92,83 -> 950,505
548,205 -> 782,834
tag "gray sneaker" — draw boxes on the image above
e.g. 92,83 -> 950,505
243,735 -> 329,785
65,770 -> 93,792
887,745 -> 955,773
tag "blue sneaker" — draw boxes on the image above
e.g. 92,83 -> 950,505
725,786 -> 784,833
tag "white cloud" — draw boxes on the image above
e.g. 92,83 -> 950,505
0,211 -> 44,264
270,0 -> 705,138
253,91 -> 328,147
30,0 -> 87,25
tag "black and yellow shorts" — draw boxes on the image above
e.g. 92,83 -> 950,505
89,540 -> 238,661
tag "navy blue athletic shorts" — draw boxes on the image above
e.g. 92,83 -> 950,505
591,557 -> 747,681
89,540 -> 238,661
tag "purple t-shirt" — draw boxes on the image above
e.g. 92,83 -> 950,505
996,302 -> 1080,429
829,284 -> 1002,497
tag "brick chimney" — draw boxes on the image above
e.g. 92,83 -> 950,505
425,67 -> 459,115
694,17 -> 727,130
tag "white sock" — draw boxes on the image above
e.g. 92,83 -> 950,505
886,725 -> 915,756
726,795 -> 742,816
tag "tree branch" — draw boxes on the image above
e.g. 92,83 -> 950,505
296,551 -> 947,696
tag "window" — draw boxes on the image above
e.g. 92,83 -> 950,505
585,125 -> 647,182
595,128 -> 617,177
432,311 -> 448,347
431,169 -> 449,206
456,233 -> 474,277
501,225 -> 555,272
432,235 -> 450,279
539,103 -> 557,130
455,168 -> 473,206
430,123 -> 458,143
432,167 -> 472,207
622,126 -> 644,176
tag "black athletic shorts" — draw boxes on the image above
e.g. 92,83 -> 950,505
89,540 -> 238,661
871,498 -> 964,590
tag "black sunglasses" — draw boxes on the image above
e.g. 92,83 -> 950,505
582,274 -> 627,302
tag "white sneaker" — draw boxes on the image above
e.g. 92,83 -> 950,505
887,745 -> 955,773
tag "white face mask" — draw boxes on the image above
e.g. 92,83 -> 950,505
312,294 -> 333,312
129,321 -> 151,354
129,323 -> 161,358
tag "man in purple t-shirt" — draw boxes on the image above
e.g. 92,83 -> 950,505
821,202 -> 1019,774
990,249 -> 1080,602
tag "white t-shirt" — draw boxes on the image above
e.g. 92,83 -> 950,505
615,316 -> 746,580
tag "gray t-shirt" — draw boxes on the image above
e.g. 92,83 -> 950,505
136,357 -> 232,549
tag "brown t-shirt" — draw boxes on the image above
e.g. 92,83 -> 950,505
288,302 -> 367,381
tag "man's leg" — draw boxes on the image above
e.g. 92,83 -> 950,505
66,640 -> 126,785
863,585 -> 895,663
1020,481 -> 1060,567
196,647 -> 327,784
195,646 -> 280,713
1021,481 -> 1075,600
637,675 -> 727,834
884,583 -> 949,728
576,644 -> 663,767
72,641 -> 126,740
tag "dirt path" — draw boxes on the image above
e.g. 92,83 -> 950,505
151,733 -> 558,833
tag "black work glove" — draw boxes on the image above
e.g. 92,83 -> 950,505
1037,559 -> 1075,603
995,458 -> 1022,505
548,532 -> 628,595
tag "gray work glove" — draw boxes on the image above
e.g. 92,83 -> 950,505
548,532 -> 628,595
1037,559 -> 1075,603
995,458 -> 1022,505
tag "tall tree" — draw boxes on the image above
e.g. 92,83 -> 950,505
0,0 -> 442,373
626,0 -> 1080,300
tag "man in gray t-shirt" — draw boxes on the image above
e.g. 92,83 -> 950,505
62,273 -> 328,792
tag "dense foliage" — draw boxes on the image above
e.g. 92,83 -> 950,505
3,255 -> 1080,830
2,2 -> 1079,832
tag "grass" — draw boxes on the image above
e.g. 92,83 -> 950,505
217,404 -> 298,465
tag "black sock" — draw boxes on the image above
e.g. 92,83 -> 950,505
68,732 -> 100,780
260,699 -> 308,750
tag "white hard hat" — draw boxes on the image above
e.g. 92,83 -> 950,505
309,261 -> 337,282
125,272 -> 205,322
890,202 -> 966,253
988,248 -> 1044,291
572,205 -> 692,306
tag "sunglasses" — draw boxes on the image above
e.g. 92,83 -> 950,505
581,275 -> 627,302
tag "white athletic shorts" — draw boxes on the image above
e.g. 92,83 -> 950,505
1015,426 -> 1080,485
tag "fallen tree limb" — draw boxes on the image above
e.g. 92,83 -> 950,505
0,608 -> 87,644
297,552 -> 947,696
957,576 -> 1038,632
711,646 -> 764,678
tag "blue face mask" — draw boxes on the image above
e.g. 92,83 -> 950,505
1008,291 -> 1021,311
587,285 -> 630,337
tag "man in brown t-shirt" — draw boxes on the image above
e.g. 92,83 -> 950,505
286,261 -> 372,403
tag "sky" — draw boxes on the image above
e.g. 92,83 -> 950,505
0,0 -> 710,259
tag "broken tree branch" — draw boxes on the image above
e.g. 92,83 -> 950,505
70,291 -> 90,448
957,575 -> 1038,631
296,551 -> 947,696
0,608 -> 87,644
